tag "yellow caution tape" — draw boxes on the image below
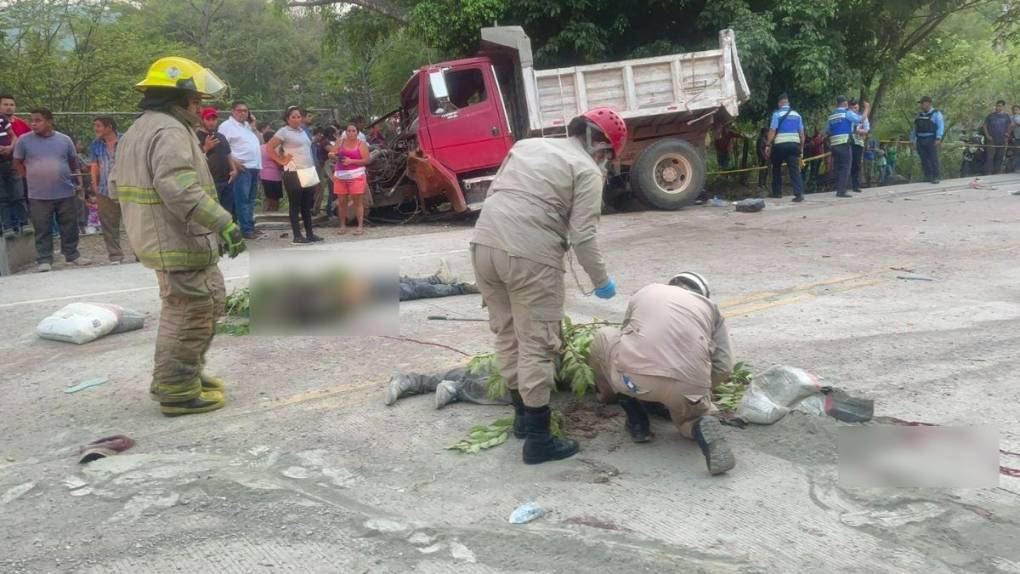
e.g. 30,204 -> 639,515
708,151 -> 831,176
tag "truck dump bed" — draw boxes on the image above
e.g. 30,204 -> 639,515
482,28 -> 750,134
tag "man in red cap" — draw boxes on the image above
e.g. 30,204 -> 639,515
196,107 -> 239,219
471,107 -> 627,465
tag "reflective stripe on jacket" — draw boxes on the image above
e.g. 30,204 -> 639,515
828,109 -> 854,146
109,109 -> 232,271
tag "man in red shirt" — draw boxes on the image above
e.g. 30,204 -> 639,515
1,94 -> 31,237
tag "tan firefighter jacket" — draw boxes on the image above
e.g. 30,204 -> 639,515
109,108 -> 232,271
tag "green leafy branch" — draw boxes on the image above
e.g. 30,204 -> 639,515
217,287 -> 251,336
712,361 -> 753,413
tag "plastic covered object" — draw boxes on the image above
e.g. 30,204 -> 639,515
734,198 -> 766,212
36,302 -> 146,345
736,365 -> 823,425
509,502 -> 545,524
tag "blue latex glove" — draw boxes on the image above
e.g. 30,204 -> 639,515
594,278 -> 616,299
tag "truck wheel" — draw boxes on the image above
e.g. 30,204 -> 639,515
630,138 -> 705,210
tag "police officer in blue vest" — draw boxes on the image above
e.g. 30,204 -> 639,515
911,96 -> 945,184
827,95 -> 871,197
764,94 -> 806,202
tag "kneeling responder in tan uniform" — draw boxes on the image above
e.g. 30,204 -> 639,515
471,107 -> 627,465
109,57 -> 246,416
588,273 -> 737,475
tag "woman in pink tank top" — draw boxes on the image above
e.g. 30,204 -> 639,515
330,123 -> 370,235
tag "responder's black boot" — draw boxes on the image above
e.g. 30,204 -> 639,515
692,416 -> 736,475
509,389 -> 527,439
616,394 -> 651,443
522,406 -> 579,465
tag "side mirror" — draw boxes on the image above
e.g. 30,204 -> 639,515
428,71 -> 449,100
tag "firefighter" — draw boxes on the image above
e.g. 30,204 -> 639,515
471,107 -> 627,465
109,57 -> 246,416
587,273 -> 736,475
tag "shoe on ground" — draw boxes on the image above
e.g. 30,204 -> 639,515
435,258 -> 458,284
770,193 -> 782,198
110,259 -> 122,265
835,192 -> 852,198
37,262 -> 52,273
522,405 -> 579,464
435,380 -> 459,409
852,188 -> 862,193
792,195 -> 804,203
291,236 -> 310,244
242,232 -> 259,240
692,416 -> 735,475
2,229 -> 14,239
307,234 -> 324,242
932,179 -> 940,184
461,282 -> 480,295
68,256 -> 92,266
159,390 -> 226,417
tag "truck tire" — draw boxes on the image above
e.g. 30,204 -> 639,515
630,138 -> 706,210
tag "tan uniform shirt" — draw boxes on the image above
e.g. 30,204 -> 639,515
615,283 -> 734,397
471,137 -> 608,287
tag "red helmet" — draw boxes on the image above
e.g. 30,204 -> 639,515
581,107 -> 628,157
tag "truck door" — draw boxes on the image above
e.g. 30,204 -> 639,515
421,64 -> 513,174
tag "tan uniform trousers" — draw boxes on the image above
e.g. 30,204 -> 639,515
151,265 -> 226,403
471,244 -> 564,407
96,194 -> 131,263
589,326 -> 715,439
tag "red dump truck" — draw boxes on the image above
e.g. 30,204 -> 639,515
363,26 -> 750,215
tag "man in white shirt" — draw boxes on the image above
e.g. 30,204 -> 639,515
217,100 -> 262,238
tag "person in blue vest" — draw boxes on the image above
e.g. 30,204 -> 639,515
849,99 -> 870,192
764,94 -> 806,202
827,95 -> 871,197
910,96 -> 945,184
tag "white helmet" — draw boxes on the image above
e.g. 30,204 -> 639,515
668,272 -> 710,298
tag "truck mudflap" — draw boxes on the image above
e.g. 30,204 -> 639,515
406,150 -> 468,213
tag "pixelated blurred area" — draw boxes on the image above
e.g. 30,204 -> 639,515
838,425 -> 999,488
249,250 -> 398,336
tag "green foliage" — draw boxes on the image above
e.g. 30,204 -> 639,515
467,352 -> 507,401
217,287 -> 250,336
470,317 -> 612,401
224,287 -> 251,318
556,316 -> 603,398
448,411 -> 563,454
712,361 -> 752,413
409,0 -> 506,57
448,416 -> 512,453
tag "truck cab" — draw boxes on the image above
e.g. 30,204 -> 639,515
400,57 -> 517,212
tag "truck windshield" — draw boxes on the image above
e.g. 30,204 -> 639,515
428,68 -> 487,115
